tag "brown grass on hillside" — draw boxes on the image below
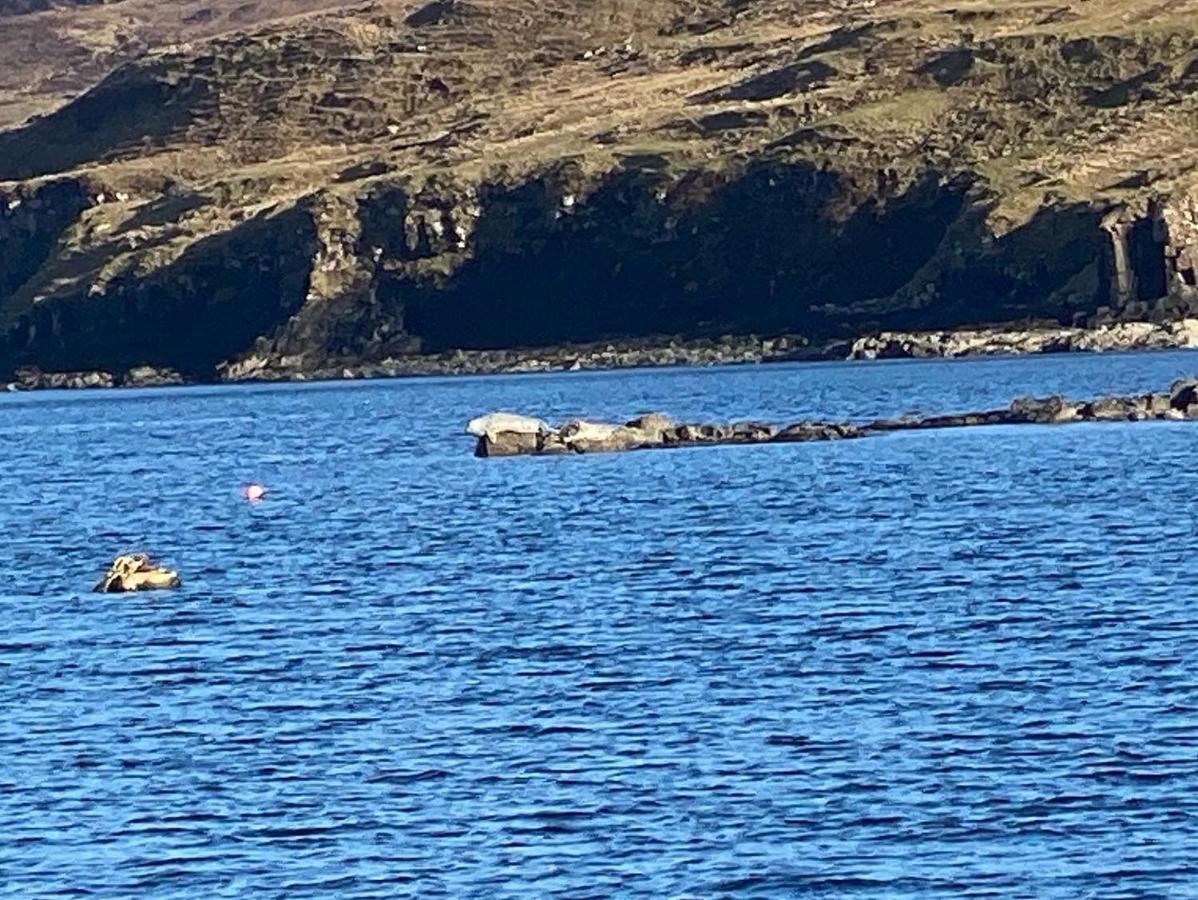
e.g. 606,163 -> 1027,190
1,0 -> 1196,314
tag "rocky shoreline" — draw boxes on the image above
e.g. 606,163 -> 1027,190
466,378 -> 1198,458
216,333 -> 840,383
849,319 -> 1198,360
3,332 -> 839,391
7,320 -> 1198,393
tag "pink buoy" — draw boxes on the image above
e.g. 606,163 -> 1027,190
244,483 -> 268,502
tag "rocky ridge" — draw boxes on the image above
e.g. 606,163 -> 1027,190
468,377 -> 1198,458
1,0 -> 1198,385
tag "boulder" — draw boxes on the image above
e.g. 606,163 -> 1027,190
1145,392 -> 1174,417
676,423 -> 731,443
1166,319 -> 1198,347
476,431 -> 546,457
1007,395 -> 1082,424
1083,396 -> 1144,421
624,413 -> 677,441
123,366 -> 185,388
559,419 -> 645,453
730,422 -> 780,441
1168,378 -> 1198,416
774,421 -> 865,442
14,367 -> 116,390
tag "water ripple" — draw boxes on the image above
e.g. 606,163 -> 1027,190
4,352 -> 1198,897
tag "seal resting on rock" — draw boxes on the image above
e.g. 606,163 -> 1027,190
94,554 -> 182,593
466,412 -> 554,440
467,412 -> 558,457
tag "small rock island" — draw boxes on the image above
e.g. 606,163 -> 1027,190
467,378 -> 1198,458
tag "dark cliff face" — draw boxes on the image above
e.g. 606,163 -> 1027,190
0,206 -> 317,378
0,160 -> 1187,381
395,163 -> 975,350
303,164 -> 1175,364
0,179 -> 92,301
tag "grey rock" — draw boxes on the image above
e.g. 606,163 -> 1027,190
467,377 -> 1198,459
850,319 -> 1198,361
1169,377 -> 1198,415
1007,395 -> 1081,424
624,413 -> 676,440
123,366 -> 185,388
475,431 -> 542,457
14,366 -> 116,390
773,422 -> 863,442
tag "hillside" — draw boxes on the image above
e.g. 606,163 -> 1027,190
1,0 -> 1197,383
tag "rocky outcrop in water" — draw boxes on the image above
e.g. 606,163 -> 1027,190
469,378 -> 1198,458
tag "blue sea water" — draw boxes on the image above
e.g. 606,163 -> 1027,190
4,351 -> 1198,898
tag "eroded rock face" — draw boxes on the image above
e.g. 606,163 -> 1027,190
469,378 -> 1198,458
